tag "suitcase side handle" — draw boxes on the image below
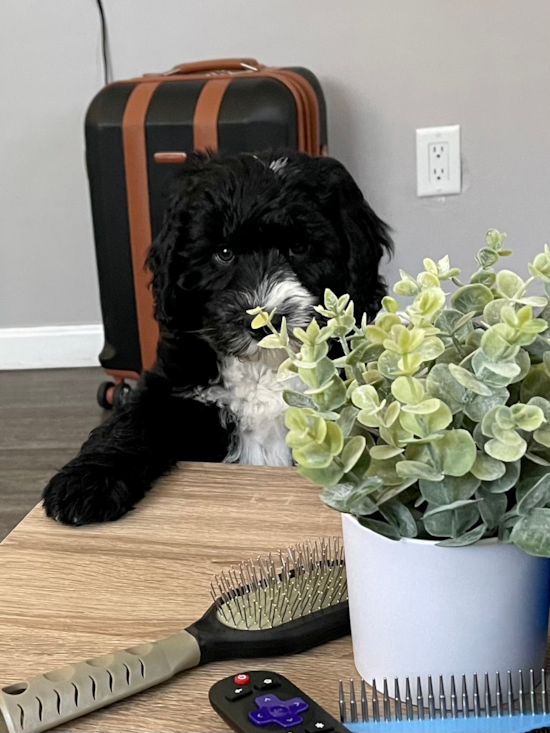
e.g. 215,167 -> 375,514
165,58 -> 264,75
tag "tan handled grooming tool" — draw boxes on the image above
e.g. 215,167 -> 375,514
0,538 -> 348,733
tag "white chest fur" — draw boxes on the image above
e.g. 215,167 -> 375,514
195,353 -> 298,467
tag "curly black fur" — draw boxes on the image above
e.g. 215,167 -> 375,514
43,151 -> 392,525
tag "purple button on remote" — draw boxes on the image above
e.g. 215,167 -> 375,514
248,694 -> 309,729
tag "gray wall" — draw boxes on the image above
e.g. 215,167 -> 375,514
2,0 -> 549,328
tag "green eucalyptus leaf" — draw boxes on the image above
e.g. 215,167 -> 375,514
395,460 -> 444,482
324,288 -> 338,310
423,509 -> 453,537
525,451 -> 550,466
369,445 -> 405,460
277,358 -> 299,381
512,349 -> 532,384
351,384 -> 380,411
425,363 -> 465,414
401,398 -> 442,415
516,466 -> 550,515
517,296 -> 548,308
435,309 -> 475,341
495,270 -> 525,299
322,422 -> 344,456
462,388 -> 510,422
377,351 -> 403,379
470,451 -> 506,481
367,455 -> 406,486
430,429 -> 477,476
320,481 -> 379,515
476,486 -> 507,530
423,503 -> 480,538
286,430 -> 315,450
511,404 -> 544,432
481,461 -> 521,494
375,478 -> 418,506
534,427 -> 550,448
423,499 -> 480,519
419,473 -> 480,505
284,406 -> 308,432
312,376 -> 347,412
341,436 -> 367,473
483,298 -> 510,326
293,442 -> 333,468
337,405 -> 360,438
357,517 -> 401,540
520,366 -> 550,402
391,376 -> 425,405
448,363 -> 493,396
481,327 -> 520,361
437,524 -> 487,547
451,284 -> 494,315
298,357 -> 335,388
298,462 -> 344,488
485,434 -> 526,462
415,337 -> 446,361
399,401 -> 453,437
283,391 -> 316,409
379,499 -> 418,538
511,508 -> 550,557
257,333 -> 285,349
477,247 -> 500,268
471,270 -> 496,288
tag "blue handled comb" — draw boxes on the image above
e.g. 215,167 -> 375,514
339,670 -> 550,733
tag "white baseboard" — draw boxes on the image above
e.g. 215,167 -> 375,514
0,325 -> 104,370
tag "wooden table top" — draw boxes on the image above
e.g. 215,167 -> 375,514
0,463 -> 356,732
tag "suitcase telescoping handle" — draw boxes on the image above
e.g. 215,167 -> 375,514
167,58 -> 264,75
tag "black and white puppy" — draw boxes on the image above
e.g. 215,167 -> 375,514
43,151 -> 392,525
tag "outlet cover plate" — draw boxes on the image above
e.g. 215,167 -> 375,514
416,125 -> 461,196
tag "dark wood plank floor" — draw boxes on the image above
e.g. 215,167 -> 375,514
0,368 -> 105,541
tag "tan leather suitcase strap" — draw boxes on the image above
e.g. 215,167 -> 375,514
281,69 -> 321,155
169,58 -> 263,75
121,82 -> 160,371
116,69 -> 322,155
193,78 -> 232,151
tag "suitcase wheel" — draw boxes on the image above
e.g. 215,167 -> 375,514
97,381 -> 115,409
113,382 -> 132,409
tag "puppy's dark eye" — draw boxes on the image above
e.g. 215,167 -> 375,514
288,242 -> 309,257
215,247 -> 235,264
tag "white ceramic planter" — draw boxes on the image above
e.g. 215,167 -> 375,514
342,513 -> 550,698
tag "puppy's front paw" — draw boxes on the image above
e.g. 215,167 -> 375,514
43,465 -> 135,525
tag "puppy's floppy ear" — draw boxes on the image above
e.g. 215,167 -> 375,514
146,192 -> 187,326
308,157 -> 393,321
146,153 -> 211,326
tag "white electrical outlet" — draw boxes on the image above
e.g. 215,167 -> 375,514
416,125 -> 461,196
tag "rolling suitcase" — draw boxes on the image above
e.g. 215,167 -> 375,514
85,58 -> 328,408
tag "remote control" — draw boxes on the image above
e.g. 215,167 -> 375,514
209,670 -> 348,733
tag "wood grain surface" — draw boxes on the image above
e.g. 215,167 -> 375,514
0,463 -> 356,732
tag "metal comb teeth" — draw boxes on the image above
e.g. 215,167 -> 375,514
212,537 -> 347,630
338,669 -> 547,723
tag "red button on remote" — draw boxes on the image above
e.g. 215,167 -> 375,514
234,674 -> 250,685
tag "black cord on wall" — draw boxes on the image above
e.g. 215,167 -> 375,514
95,0 -> 112,84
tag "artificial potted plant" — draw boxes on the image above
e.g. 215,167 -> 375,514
251,230 -> 550,690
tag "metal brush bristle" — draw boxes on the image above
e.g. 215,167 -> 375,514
213,537 -> 347,630
338,669 -> 549,723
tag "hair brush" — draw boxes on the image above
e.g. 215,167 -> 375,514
0,537 -> 348,733
338,670 -> 550,732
